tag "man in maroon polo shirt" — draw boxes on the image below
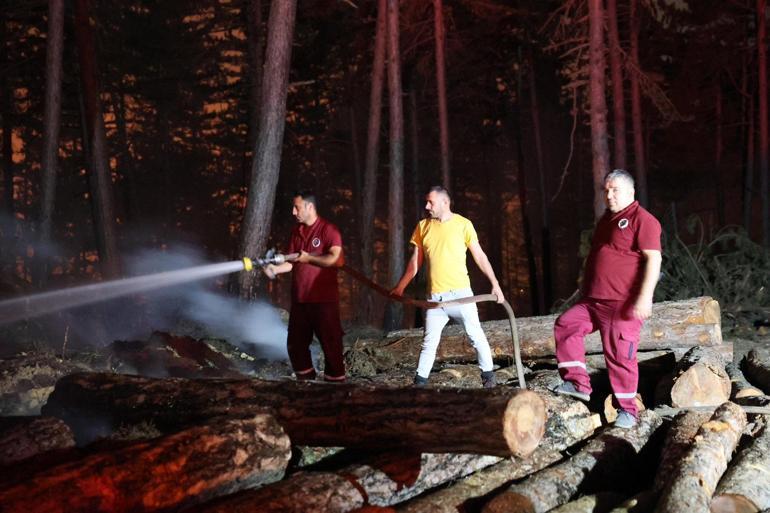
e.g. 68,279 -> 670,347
554,169 -> 662,428
263,191 -> 346,382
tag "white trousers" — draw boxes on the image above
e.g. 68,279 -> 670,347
416,287 -> 494,378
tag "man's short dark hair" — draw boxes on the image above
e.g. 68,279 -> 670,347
427,185 -> 451,202
604,169 -> 635,187
293,190 -> 317,208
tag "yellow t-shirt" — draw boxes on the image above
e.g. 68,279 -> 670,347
410,214 -> 478,294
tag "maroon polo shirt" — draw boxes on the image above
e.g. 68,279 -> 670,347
287,217 -> 343,303
582,201 -> 662,301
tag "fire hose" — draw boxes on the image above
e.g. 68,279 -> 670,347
243,252 -> 526,388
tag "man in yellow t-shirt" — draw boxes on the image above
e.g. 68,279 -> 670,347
391,186 -> 505,388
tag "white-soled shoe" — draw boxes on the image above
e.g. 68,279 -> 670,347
553,381 -> 590,402
614,410 -> 637,429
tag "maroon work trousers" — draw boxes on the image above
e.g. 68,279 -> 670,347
554,298 -> 643,416
287,301 -> 345,380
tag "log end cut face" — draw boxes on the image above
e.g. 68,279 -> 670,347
502,390 -> 546,458
671,363 -> 731,407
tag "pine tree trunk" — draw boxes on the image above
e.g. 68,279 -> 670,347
433,0 -> 451,190
384,0 -> 405,331
360,0 -> 387,323
744,61 -> 756,234
43,373 -> 547,457
237,0 -> 297,299
588,0 -> 611,220
38,0 -> 65,287
629,0 -> 648,206
758,0 -> 769,245
606,0 -> 626,170
0,415 -> 291,513
243,0 -> 263,184
73,0 -> 120,279
655,402 -> 747,513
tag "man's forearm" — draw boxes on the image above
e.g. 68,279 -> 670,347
637,254 -> 662,301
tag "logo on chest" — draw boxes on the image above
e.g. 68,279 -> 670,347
618,218 -> 629,230
311,237 -> 322,248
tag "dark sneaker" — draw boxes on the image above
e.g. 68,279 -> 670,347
295,370 -> 317,381
553,381 -> 590,402
614,410 -> 637,429
481,371 -> 497,389
414,374 -> 429,386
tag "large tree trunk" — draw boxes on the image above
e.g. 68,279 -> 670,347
629,0 -> 648,206
1,14 -> 16,269
662,346 -> 731,407
758,0 -> 769,245
43,373 -> 547,457
38,0 -> 65,287
743,348 -> 770,393
711,417 -> 770,513
744,60 -> 756,233
0,414 -> 291,513
244,0 -> 263,180
196,471 -> 365,513
360,0 -> 387,324
73,0 -> 120,279
588,0 -> 611,220
396,390 -> 599,513
237,0 -> 297,299
606,0 -> 626,169
655,402 -> 747,513
384,0 -> 405,331
652,410 -> 711,492
354,297 -> 722,365
433,0 -> 451,190
482,410 -> 662,513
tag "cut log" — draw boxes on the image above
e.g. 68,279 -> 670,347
0,414 -> 291,513
547,492 -> 625,513
0,416 -> 74,466
482,410 -> 662,513
192,471 -> 365,513
710,416 -> 770,513
603,393 -> 645,423
655,402 -> 747,513
726,362 -> 764,399
665,346 -> 731,407
353,297 -> 721,366
397,391 -> 600,513
652,410 -> 711,492
43,373 -> 547,457
607,490 -> 658,513
743,348 -> 770,394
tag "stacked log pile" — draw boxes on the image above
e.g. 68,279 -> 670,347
2,296 -> 770,513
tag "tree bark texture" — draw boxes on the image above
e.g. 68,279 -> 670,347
606,0 -> 626,170
726,362 -> 764,399
758,0 -> 769,245
355,297 -> 722,365
192,471 -> 365,513
433,0 -> 451,190
629,0 -> 648,206
482,410 -> 662,513
237,0 -> 297,298
711,416 -> 770,513
0,414 -> 291,513
652,410 -> 711,493
743,348 -> 770,393
0,416 -> 74,467
243,0 -> 263,181
73,0 -> 120,279
666,346 -> 731,407
654,402 -> 747,513
39,0 -> 65,278
385,0 -> 405,331
43,373 -> 547,457
396,391 -> 600,513
588,0 -> 611,219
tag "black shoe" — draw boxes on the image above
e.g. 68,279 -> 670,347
481,371 -> 497,389
414,374 -> 429,386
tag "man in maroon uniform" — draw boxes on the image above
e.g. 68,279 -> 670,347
263,191 -> 346,382
554,170 -> 662,428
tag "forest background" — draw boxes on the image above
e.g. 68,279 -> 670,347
2,0 -> 770,356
